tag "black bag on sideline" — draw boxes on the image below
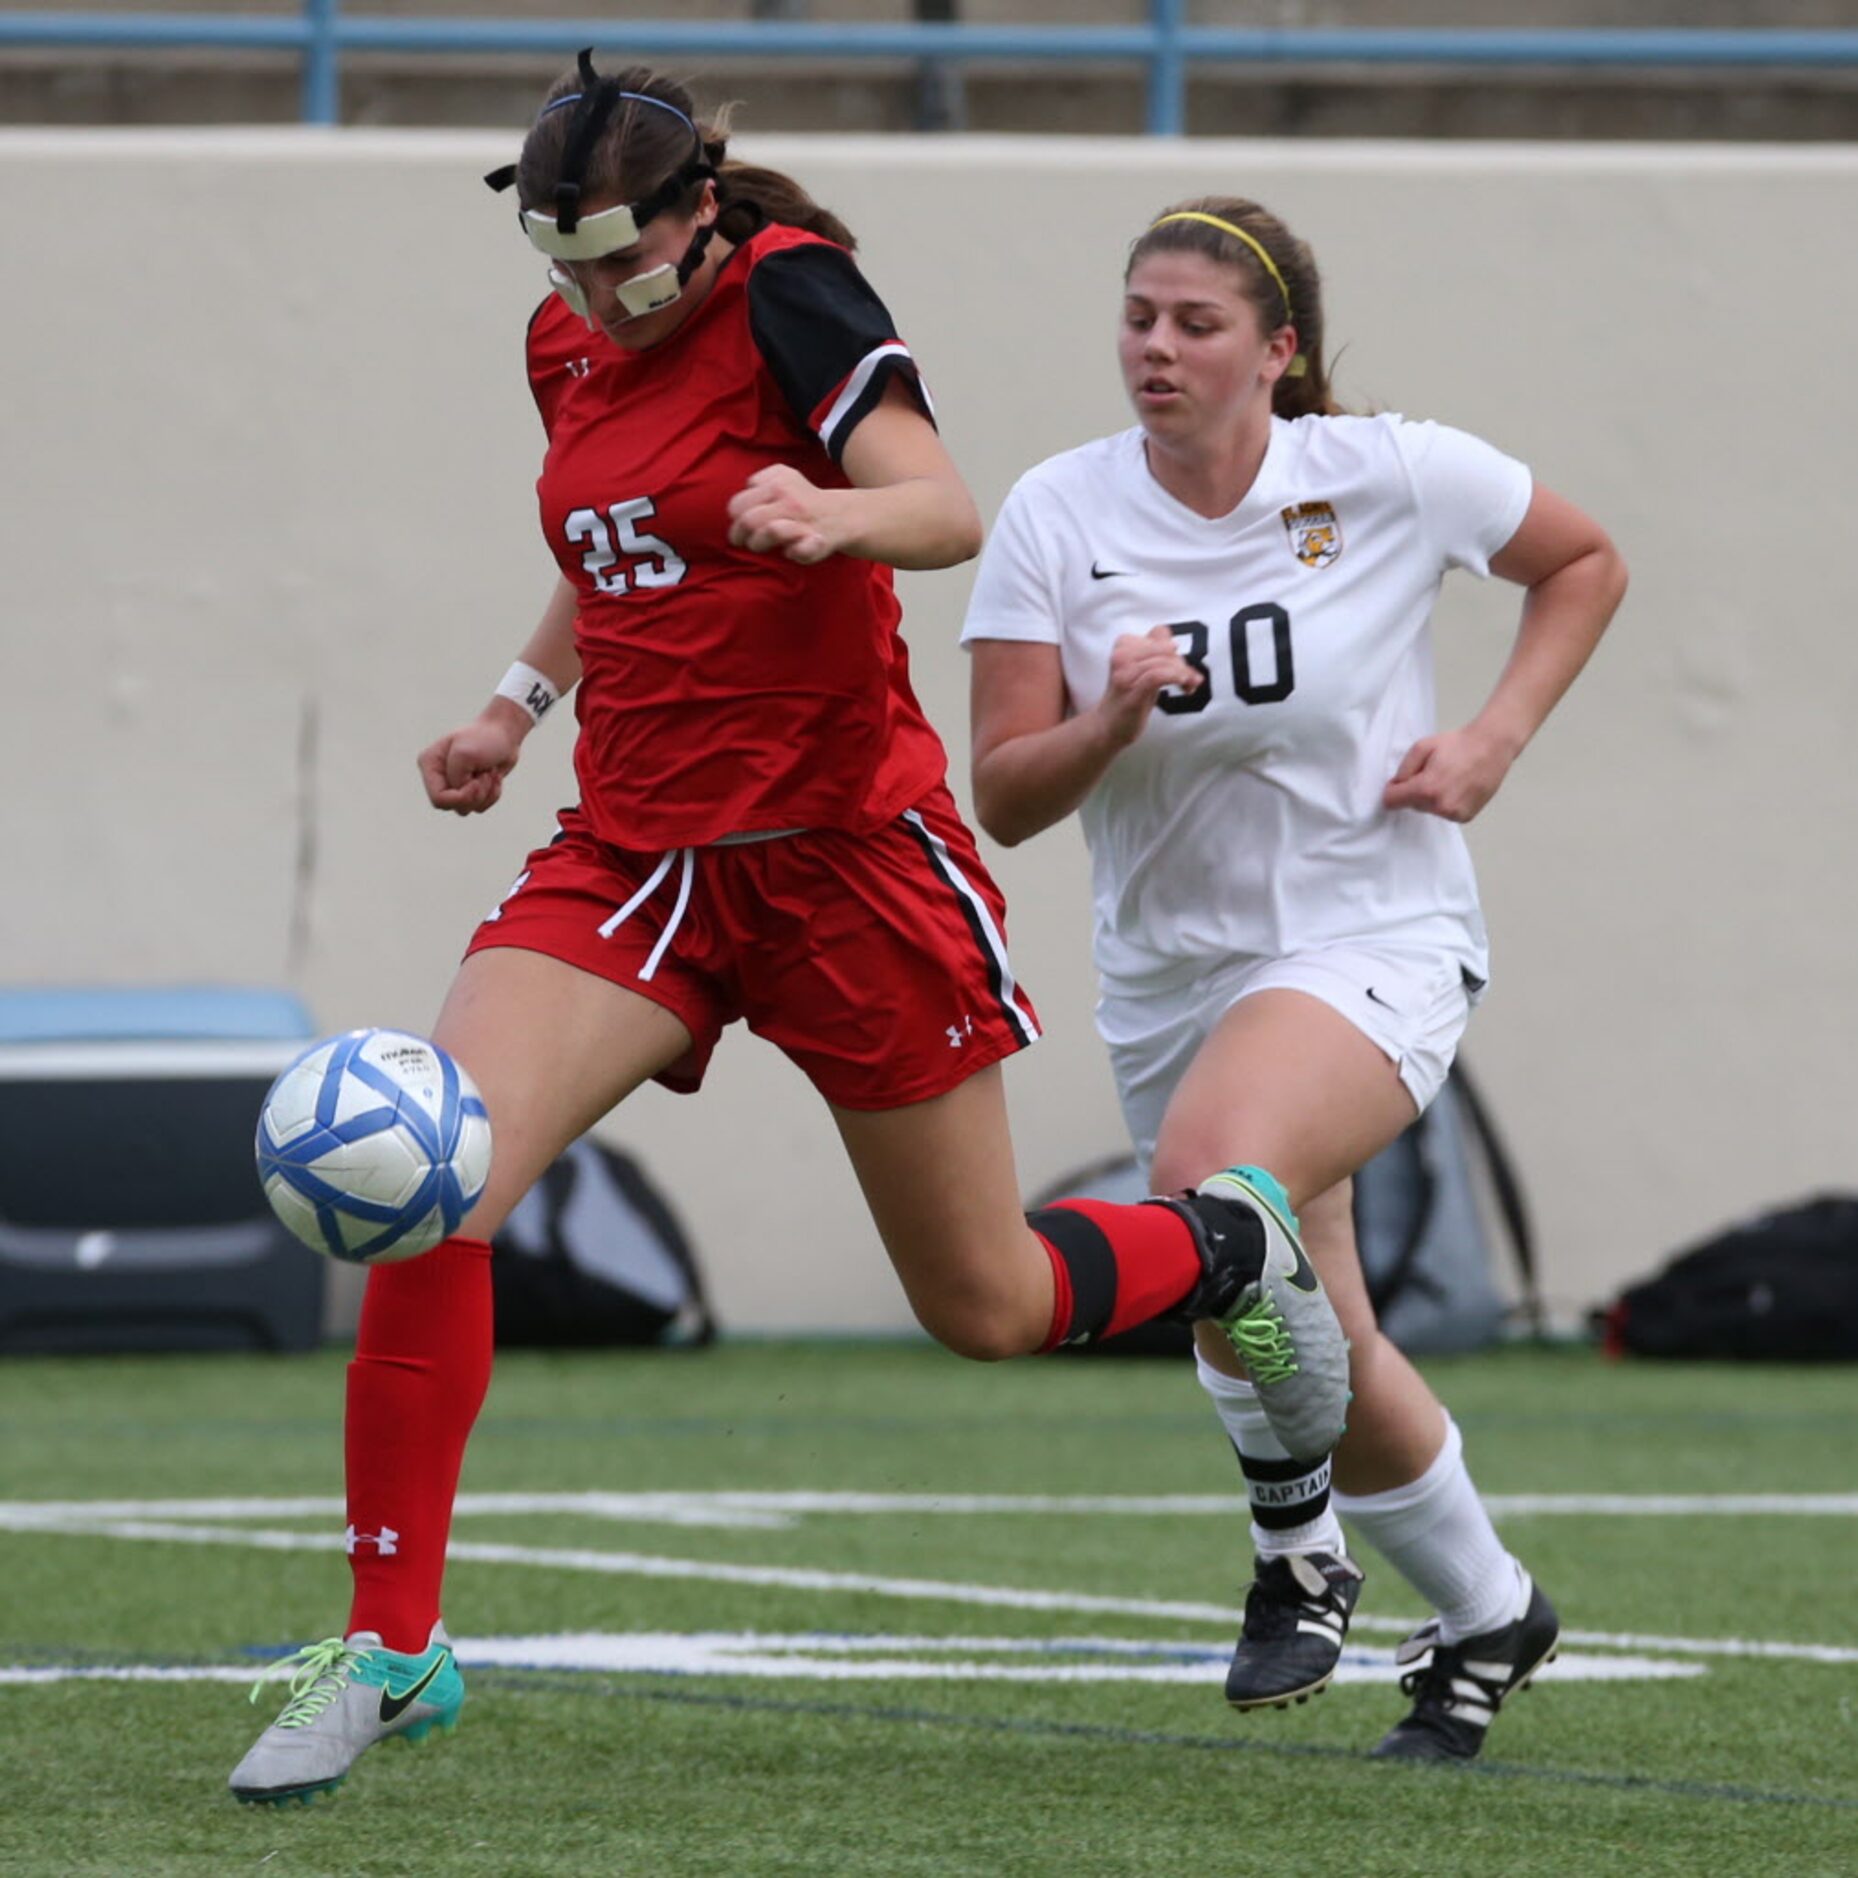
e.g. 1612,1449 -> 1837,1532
1601,1195 -> 1858,1361
491,1137 -> 715,1349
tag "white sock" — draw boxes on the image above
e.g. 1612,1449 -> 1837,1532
1332,1416 -> 1528,1643
1195,1352 -> 1346,1559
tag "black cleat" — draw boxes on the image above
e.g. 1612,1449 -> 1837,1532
1371,1578 -> 1561,1763
1225,1550 -> 1364,1711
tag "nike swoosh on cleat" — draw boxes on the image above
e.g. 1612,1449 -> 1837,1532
1284,1241 -> 1321,1294
378,1654 -> 448,1725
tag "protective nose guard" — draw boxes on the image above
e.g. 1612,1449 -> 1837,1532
544,249 -> 696,326
519,197 -> 688,323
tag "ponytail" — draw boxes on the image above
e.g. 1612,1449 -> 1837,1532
714,159 -> 856,251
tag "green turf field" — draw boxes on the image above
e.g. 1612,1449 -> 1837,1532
1,1342 -> 1854,1876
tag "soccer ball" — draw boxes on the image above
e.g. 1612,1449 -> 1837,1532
255,1029 -> 492,1264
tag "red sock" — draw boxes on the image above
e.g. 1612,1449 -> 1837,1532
1028,1199 -> 1202,1350
344,1235 -> 494,1653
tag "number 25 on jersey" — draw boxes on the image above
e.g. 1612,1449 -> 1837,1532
565,497 -> 687,595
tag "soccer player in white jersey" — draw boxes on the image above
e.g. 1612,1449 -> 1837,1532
962,196 -> 1626,1761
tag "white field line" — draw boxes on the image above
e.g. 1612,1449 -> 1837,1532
0,1666 -> 258,1686
9,1513 -> 1858,1667
0,1634 -> 1701,1689
1485,1495 -> 1858,1518
3,1490 -> 1858,1526
458,1631 -> 1701,1685
0,1493 -> 788,1530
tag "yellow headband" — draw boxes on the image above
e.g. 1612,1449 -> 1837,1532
1148,211 -> 1309,378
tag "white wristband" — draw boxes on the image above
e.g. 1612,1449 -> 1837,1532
494,661 -> 561,726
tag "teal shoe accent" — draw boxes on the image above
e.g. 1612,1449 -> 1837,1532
1222,1164 -> 1300,1235
345,1636 -> 467,1732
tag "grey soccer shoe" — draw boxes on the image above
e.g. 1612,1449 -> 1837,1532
1167,1165 -> 1351,1462
1372,1578 -> 1561,1763
229,1623 -> 464,1805
1224,1550 -> 1365,1711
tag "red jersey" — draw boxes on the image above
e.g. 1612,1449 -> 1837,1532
526,222 -> 951,850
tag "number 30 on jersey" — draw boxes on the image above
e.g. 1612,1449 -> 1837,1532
565,497 -> 687,594
1157,602 -> 1294,713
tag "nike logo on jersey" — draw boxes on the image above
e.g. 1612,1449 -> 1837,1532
1364,986 -> 1400,1013
1089,562 -> 1129,580
378,1652 -> 449,1725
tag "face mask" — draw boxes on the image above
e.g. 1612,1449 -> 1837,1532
485,50 -> 717,324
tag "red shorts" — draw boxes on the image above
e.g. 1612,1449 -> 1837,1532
465,782 -> 1042,1110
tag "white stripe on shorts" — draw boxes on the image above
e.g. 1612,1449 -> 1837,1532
902,808 -> 1040,1048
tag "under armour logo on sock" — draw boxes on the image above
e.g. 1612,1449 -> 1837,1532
344,1523 -> 400,1556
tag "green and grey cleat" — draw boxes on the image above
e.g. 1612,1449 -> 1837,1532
1175,1165 -> 1352,1462
229,1622 -> 464,1805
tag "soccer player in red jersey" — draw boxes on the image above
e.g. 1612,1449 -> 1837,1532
229,56 -> 1351,1806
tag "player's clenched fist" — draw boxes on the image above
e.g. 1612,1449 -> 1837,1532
727,464 -> 844,564
418,709 -> 525,816
1098,624 -> 1204,747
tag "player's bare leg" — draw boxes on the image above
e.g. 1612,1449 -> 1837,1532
433,947 -> 697,1239
232,951 -> 694,1806
831,1065 -> 1054,1360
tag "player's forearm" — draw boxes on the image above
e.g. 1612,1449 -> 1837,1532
830,475 -> 983,571
483,576 -> 583,740
512,576 -> 583,693
972,713 -> 1123,848
1474,543 -> 1627,757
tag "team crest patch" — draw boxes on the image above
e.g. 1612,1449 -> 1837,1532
1281,500 -> 1342,569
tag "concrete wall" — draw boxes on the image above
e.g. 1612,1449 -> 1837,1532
2,130 -> 1854,1335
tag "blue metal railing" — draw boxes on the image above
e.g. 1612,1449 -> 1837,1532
5,6 -> 1858,133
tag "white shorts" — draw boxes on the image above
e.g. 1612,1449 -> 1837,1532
1096,943 -> 1483,1175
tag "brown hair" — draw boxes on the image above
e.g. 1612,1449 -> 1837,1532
1126,196 -> 1342,419
516,62 -> 854,250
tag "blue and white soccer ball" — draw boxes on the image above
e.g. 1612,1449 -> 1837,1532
255,1029 -> 493,1264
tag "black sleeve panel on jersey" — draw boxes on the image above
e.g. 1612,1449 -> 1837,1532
747,243 -> 935,463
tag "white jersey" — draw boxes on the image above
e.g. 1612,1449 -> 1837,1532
961,413 -> 1532,988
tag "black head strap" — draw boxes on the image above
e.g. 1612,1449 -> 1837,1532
483,49 -> 716,235
551,50 -> 626,234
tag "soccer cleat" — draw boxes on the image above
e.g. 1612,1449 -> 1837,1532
1371,1578 -> 1561,1763
228,1621 -> 464,1805
1166,1166 -> 1351,1461
1224,1550 -> 1365,1711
